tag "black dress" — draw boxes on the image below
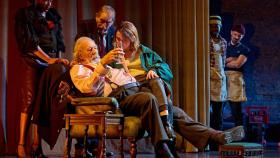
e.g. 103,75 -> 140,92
14,5 -> 65,114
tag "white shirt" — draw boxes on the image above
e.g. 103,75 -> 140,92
70,62 -> 136,96
104,67 -> 136,96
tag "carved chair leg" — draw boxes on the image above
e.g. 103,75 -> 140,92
102,120 -> 107,158
128,137 -> 137,158
97,120 -> 106,158
117,122 -> 124,158
64,130 -> 72,158
82,125 -> 89,158
96,138 -> 105,158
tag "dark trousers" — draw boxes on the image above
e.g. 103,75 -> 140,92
136,76 -> 169,109
135,75 -> 173,123
120,92 -> 169,145
210,101 -> 224,130
140,78 -> 168,109
229,101 -> 243,126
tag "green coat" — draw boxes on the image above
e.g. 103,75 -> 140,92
138,45 -> 173,93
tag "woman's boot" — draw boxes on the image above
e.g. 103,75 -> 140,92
17,113 -> 29,158
31,124 -> 48,158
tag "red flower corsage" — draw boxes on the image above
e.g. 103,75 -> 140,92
47,21 -> 55,30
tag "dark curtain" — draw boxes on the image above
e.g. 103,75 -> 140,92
0,0 -> 8,154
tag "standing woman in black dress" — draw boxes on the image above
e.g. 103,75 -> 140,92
14,0 -> 68,157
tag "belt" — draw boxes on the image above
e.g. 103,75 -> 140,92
122,82 -> 140,90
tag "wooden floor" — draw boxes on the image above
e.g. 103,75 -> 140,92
1,148 -> 279,158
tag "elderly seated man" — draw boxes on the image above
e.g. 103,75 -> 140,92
69,36 -> 177,157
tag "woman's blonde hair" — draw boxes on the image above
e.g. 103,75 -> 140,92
73,37 -> 99,63
116,21 -> 140,52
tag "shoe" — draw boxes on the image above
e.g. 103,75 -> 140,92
106,151 -> 114,157
167,140 -> 180,158
209,142 -> 219,151
224,125 -> 245,142
211,126 -> 245,145
17,144 -> 27,158
163,122 -> 176,141
155,141 -> 174,158
31,144 -> 48,158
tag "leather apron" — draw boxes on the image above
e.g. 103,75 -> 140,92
210,46 -> 227,102
226,71 -> 247,102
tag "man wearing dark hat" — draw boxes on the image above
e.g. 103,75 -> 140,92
225,24 -> 250,127
209,15 -> 228,150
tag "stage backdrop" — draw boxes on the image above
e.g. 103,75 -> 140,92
1,0 -> 209,155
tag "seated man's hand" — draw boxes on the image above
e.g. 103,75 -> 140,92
58,81 -> 70,95
57,80 -> 70,103
101,48 -> 124,66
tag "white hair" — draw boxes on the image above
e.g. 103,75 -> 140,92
73,37 -> 100,63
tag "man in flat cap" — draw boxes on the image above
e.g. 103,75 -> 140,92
209,16 -> 228,145
225,24 -> 250,128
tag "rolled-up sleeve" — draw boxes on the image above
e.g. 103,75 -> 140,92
70,63 -> 108,94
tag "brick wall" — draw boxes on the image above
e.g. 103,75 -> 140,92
216,0 -> 280,124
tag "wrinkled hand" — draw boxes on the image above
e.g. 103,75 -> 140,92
146,70 -> 159,80
101,48 -> 124,65
57,81 -> 70,103
58,81 -> 70,95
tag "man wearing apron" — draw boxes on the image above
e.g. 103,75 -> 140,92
209,16 -> 227,131
209,16 -> 228,150
225,24 -> 250,126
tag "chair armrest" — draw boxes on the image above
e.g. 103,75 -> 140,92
69,96 -> 119,107
69,96 -> 122,114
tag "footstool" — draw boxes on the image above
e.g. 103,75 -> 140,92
219,142 -> 263,158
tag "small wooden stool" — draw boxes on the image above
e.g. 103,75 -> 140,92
64,112 -> 124,158
219,142 -> 263,158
